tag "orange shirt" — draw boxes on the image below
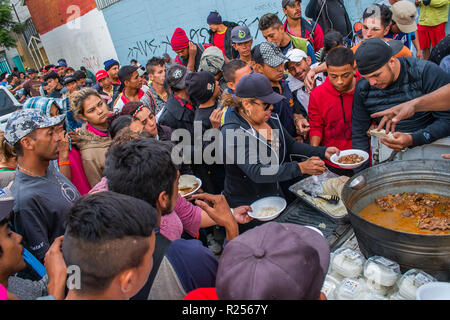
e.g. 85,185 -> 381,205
351,39 -> 412,58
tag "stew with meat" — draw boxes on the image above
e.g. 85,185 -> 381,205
359,192 -> 450,235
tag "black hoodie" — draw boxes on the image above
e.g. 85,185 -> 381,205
208,21 -> 239,60
220,107 -> 327,208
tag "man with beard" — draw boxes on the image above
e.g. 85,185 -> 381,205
352,38 -> 450,171
282,0 -> 324,52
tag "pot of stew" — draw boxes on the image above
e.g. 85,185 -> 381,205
341,160 -> 450,281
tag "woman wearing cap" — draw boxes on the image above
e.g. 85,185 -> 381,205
221,73 -> 339,230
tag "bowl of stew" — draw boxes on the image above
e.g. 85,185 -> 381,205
330,149 -> 369,169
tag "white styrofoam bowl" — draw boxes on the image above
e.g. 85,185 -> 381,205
330,149 -> 369,169
249,196 -> 287,221
416,282 -> 450,300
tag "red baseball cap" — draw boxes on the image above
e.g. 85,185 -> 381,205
95,70 -> 109,81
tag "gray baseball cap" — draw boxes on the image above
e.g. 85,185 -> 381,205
282,0 -> 300,8
0,187 -> 15,221
5,109 -> 66,146
199,46 -> 225,75
231,25 -> 253,44
254,42 -> 289,68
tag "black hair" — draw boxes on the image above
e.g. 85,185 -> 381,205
73,70 -> 86,80
130,59 -> 138,64
325,46 -> 355,67
363,4 -> 392,28
44,64 -> 55,72
58,58 -> 67,64
43,71 -> 59,82
105,138 -> 178,208
223,59 -> 248,83
251,45 -> 265,65
6,74 -> 17,83
0,217 -> 10,258
146,57 -> 165,74
66,67 -> 75,72
63,191 -> 156,294
259,13 -> 283,31
323,29 -> 344,53
108,115 -> 133,139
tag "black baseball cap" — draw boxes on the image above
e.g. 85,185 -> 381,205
355,38 -> 404,75
185,71 -> 216,105
63,75 -> 77,85
118,65 -> 139,83
236,73 -> 284,104
27,68 -> 38,74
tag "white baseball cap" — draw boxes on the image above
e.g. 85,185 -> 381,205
286,48 -> 308,63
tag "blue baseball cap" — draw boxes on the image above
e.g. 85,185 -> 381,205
236,73 -> 284,104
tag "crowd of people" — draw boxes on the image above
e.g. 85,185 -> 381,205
0,0 -> 449,301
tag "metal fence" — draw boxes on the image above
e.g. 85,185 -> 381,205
95,0 -> 121,10
0,53 -> 11,74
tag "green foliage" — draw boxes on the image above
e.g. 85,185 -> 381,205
0,0 -> 22,49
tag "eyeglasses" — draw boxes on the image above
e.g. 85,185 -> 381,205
252,100 -> 271,111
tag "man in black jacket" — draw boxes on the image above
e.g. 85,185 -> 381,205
305,0 -> 353,42
207,11 -> 239,61
352,38 -> 450,171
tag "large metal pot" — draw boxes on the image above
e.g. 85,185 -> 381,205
341,160 -> 450,281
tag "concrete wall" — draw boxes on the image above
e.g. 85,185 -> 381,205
102,0 -> 449,66
23,0 -> 118,72
38,8 -> 118,72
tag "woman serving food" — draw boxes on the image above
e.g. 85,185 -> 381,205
220,73 -> 339,230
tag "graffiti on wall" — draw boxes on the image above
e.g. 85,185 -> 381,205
125,10 -> 281,62
81,55 -> 102,71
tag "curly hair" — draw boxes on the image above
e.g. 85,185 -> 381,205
69,88 -> 102,118
0,131 -> 16,163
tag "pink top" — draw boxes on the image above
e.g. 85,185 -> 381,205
87,123 -> 109,137
0,284 -> 7,300
89,177 -> 202,241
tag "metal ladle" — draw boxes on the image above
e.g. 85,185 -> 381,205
350,175 -> 367,190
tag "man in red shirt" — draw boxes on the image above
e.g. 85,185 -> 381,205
282,0 -> 324,52
308,47 -> 360,176
207,11 -> 238,60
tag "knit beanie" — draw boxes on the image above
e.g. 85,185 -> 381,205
171,28 -> 190,51
207,11 -> 222,25
104,59 -> 119,71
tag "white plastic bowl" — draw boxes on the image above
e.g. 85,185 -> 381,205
249,196 -> 287,221
416,282 -> 450,300
330,149 -> 369,169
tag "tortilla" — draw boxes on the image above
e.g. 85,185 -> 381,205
178,175 -> 198,190
322,176 -> 350,198
369,129 -> 394,139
